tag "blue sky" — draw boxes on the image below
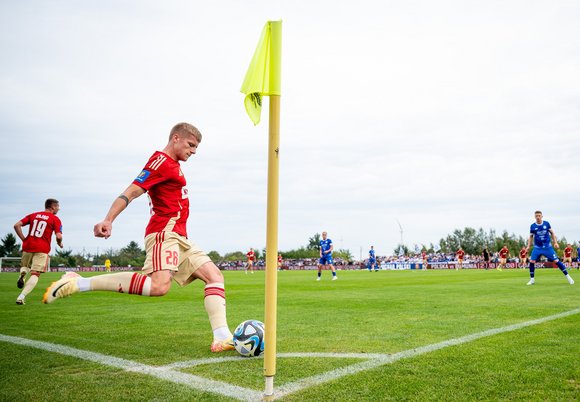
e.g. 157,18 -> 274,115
1,0 -> 579,259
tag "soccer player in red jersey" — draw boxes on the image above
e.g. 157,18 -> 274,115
421,250 -> 428,270
277,253 -> 283,270
14,198 -> 63,304
563,244 -> 573,266
44,123 -> 235,352
246,248 -> 255,274
519,247 -> 528,269
456,247 -> 465,270
498,245 -> 509,271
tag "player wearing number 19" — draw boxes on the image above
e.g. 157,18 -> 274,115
14,198 -> 63,305
43,123 -> 235,353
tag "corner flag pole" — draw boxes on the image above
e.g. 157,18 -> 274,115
264,91 -> 280,397
240,20 -> 282,399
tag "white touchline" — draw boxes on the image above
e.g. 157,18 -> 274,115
1,308 -> 578,401
0,334 -> 262,402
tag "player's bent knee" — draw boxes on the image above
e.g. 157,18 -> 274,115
194,261 -> 224,284
148,271 -> 173,296
149,282 -> 171,296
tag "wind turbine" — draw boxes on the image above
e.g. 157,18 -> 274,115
396,219 -> 404,255
396,219 -> 404,244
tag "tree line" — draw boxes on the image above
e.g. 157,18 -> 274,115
394,227 -> 577,257
0,232 -> 354,267
1,229 -> 577,268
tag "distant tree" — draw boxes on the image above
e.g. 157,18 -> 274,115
224,251 -> 246,262
307,233 -> 321,250
439,227 -> 526,256
393,244 -> 409,256
0,233 -> 21,257
207,250 -> 222,262
334,248 -> 354,262
254,248 -> 264,260
52,249 -> 76,267
115,241 -> 145,267
280,247 -> 318,259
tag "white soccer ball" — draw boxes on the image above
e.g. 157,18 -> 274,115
233,320 -> 265,357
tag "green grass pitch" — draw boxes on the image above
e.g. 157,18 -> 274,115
0,268 -> 578,401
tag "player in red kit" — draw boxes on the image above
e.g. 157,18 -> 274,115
43,123 -> 235,352
456,248 -> 465,270
519,247 -> 528,269
421,251 -> 428,269
246,248 -> 255,274
498,245 -> 509,271
14,198 -> 63,304
277,253 -> 283,270
563,244 -> 573,266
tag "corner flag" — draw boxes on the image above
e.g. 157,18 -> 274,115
241,20 -> 282,399
241,21 -> 282,125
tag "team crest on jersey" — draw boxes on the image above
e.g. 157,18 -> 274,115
135,170 -> 151,183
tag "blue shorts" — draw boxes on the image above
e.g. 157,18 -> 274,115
530,246 -> 558,262
319,254 -> 334,265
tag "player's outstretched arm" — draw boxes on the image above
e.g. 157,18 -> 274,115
94,184 -> 146,239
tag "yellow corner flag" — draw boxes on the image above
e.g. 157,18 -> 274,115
241,20 -> 282,399
241,21 -> 282,125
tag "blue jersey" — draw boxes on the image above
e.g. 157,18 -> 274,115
369,249 -> 375,259
320,238 -> 333,255
530,221 -> 552,248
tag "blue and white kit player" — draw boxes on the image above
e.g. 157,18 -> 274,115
368,246 -> 378,272
317,231 -> 337,281
525,211 -> 574,285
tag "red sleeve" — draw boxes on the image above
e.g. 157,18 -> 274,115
20,214 -> 31,226
53,216 -> 63,234
132,154 -> 172,191
133,167 -> 167,191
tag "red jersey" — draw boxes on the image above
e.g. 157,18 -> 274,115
247,250 -> 255,261
499,248 -> 509,258
422,251 -> 426,259
133,151 -> 189,237
277,255 -> 282,263
456,250 -> 465,259
20,211 -> 62,254
564,247 -> 572,258
519,248 -> 527,258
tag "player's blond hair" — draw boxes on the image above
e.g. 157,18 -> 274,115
170,122 -> 202,142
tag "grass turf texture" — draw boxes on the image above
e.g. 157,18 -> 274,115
0,268 -> 578,401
